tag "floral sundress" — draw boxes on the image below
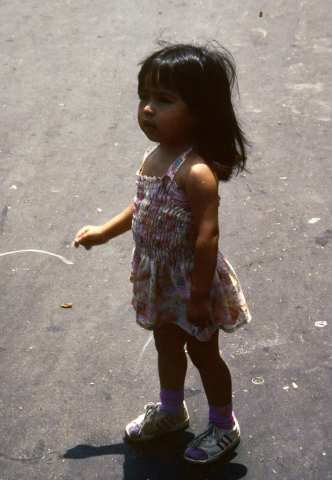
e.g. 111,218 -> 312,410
130,145 -> 251,341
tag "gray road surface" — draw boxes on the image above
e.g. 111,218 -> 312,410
1,1 -> 331,479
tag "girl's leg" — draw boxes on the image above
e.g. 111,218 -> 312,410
184,331 -> 239,463
186,330 -> 232,408
125,323 -> 190,442
153,322 -> 188,391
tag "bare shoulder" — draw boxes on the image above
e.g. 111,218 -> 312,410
176,150 -> 218,192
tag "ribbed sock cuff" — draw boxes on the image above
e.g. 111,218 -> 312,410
160,387 -> 185,415
209,403 -> 235,430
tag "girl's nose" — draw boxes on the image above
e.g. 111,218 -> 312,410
143,103 -> 155,115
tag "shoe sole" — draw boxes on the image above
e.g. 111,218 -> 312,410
183,436 -> 240,465
125,417 -> 190,443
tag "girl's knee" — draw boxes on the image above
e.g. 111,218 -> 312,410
187,333 -> 221,369
153,323 -> 186,356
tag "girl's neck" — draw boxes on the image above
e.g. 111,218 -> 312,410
157,142 -> 192,159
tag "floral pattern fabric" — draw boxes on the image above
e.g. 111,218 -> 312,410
131,146 -> 251,341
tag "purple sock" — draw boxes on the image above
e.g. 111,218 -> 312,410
160,387 -> 184,415
209,402 -> 235,430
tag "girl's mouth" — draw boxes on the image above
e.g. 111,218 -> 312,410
142,120 -> 156,129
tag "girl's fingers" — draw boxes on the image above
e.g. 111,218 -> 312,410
74,234 -> 84,247
187,299 -> 213,328
74,227 -> 90,246
74,225 -> 102,249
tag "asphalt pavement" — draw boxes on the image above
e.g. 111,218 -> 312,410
1,0 -> 331,479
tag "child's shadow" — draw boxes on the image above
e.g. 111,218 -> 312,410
63,431 -> 248,480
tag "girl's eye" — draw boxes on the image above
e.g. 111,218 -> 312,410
158,97 -> 172,104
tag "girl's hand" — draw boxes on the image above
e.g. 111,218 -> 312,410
74,225 -> 107,250
186,295 -> 213,330
73,201 -> 135,250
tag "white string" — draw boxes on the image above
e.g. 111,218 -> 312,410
134,334 -> 153,372
0,249 -> 74,265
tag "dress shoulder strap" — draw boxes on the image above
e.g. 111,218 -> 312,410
137,145 -> 159,174
165,146 -> 194,180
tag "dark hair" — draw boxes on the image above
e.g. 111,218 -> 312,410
138,42 -> 249,181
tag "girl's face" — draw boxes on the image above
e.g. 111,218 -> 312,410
137,80 -> 194,149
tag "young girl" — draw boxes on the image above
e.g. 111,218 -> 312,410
74,43 -> 251,465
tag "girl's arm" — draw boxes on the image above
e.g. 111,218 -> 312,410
185,164 -> 220,329
74,201 -> 134,250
